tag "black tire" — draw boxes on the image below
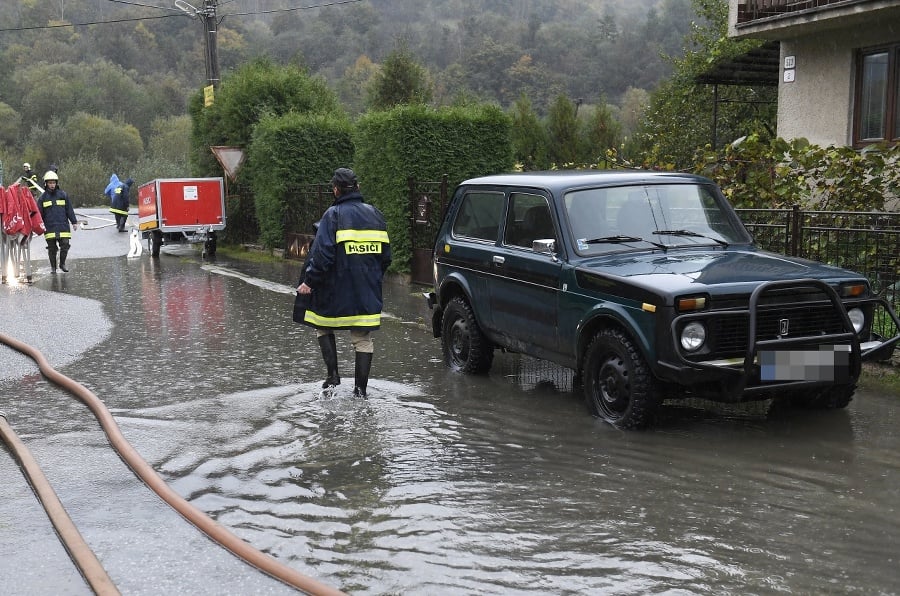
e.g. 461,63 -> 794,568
149,230 -> 163,258
793,384 -> 855,409
583,328 -> 659,430
205,232 -> 217,257
441,296 -> 494,374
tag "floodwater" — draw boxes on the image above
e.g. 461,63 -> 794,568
2,242 -> 899,595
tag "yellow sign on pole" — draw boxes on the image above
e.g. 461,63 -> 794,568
204,84 -> 215,107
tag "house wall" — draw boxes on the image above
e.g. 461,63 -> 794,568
778,29 -> 899,147
728,0 -> 900,147
776,36 -> 851,147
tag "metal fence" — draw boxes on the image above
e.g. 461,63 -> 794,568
736,206 -> 900,320
282,183 -> 333,260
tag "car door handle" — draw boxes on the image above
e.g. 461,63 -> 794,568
492,255 -> 505,266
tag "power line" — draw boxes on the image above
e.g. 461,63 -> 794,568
0,0 -> 364,33
104,0 -> 183,12
224,0 -> 363,17
0,13 -> 177,33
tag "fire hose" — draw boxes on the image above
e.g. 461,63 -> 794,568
0,411 -> 120,596
0,331 -> 345,596
74,211 -> 125,230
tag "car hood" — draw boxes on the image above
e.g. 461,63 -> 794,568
578,248 -> 864,297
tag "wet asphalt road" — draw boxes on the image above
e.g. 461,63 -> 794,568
2,209 -> 900,595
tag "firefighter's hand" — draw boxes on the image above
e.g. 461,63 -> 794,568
298,282 -> 312,295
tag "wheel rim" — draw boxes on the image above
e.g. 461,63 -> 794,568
596,354 -> 630,418
448,317 -> 470,367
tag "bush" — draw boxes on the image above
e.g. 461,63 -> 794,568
692,135 -> 900,212
246,112 -> 354,249
354,103 -> 513,272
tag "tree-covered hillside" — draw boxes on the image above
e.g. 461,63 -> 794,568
0,0 -> 697,200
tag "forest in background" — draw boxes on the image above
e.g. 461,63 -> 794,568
0,0 -> 698,201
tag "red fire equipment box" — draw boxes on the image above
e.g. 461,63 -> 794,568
138,177 -> 225,258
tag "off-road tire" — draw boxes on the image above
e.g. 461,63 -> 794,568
583,328 -> 659,429
441,296 -> 494,374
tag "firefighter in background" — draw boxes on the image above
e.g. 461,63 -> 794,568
21,163 -> 41,195
37,170 -> 78,273
105,173 -> 134,232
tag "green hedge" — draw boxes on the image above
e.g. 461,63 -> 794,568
246,113 -> 354,248
354,104 -> 513,271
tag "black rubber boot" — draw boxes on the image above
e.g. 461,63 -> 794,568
318,334 -> 340,389
59,250 -> 69,272
353,352 -> 373,398
49,253 -> 57,273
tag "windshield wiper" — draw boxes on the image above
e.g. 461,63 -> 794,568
583,235 -> 669,250
652,229 -> 729,247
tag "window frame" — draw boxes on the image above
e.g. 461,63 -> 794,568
854,43 -> 900,147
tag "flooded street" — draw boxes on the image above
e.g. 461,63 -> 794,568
2,228 -> 899,594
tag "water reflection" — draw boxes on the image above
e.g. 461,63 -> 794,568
4,253 -> 899,594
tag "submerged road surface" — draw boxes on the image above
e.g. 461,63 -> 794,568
2,209 -> 899,594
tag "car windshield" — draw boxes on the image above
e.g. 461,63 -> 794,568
564,183 -> 747,255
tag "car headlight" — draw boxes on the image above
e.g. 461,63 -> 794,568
680,321 -> 706,352
847,307 -> 865,334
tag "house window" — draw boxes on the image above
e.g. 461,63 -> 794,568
855,45 -> 900,146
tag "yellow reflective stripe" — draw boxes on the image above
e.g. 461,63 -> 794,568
303,311 -> 381,327
41,199 -> 67,208
45,232 -> 71,239
336,229 -> 389,244
109,208 -> 129,215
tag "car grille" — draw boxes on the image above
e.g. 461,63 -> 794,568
707,302 -> 847,358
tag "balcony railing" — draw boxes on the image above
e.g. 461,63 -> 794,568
737,0 -> 868,24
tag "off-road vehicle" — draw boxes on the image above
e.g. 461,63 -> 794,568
424,171 -> 900,429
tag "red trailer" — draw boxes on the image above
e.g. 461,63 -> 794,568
138,178 -> 226,258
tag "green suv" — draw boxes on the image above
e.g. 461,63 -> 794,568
424,171 -> 900,429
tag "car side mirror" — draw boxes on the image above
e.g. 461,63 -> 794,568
533,238 -> 556,255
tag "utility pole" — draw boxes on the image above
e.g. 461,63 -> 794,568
200,0 -> 220,88
175,0 -> 220,88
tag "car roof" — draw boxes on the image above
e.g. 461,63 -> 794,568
460,170 -> 711,192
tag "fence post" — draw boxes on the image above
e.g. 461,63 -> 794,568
408,176 -> 417,252
790,204 -> 801,257
440,174 -> 448,220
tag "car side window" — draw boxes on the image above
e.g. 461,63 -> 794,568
452,191 -> 504,241
504,192 -> 554,249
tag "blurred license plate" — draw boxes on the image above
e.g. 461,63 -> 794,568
759,345 -> 851,382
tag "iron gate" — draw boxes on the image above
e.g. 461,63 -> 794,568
408,175 -> 448,285
283,183 -> 333,261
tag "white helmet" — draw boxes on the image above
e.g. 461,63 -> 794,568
43,171 -> 59,182
23,162 -> 31,169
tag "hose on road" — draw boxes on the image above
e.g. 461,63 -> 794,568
0,331 -> 345,596
0,411 -> 120,596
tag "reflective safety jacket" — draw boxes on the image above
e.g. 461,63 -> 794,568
302,190 -> 391,331
38,187 -> 77,240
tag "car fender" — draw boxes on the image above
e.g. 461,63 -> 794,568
433,270 -> 481,337
575,301 -> 655,368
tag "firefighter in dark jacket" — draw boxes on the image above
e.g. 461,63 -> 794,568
37,170 -> 78,273
106,174 -> 134,232
297,168 -> 391,397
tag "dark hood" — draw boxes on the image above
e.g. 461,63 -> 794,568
579,247 -> 865,299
